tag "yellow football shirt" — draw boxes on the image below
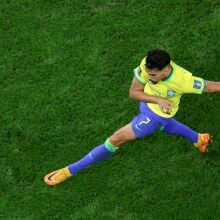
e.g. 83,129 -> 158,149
133,57 -> 205,118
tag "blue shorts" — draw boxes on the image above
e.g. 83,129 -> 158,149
131,102 -> 198,143
131,102 -> 171,138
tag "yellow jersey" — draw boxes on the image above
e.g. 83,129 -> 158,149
133,57 -> 205,118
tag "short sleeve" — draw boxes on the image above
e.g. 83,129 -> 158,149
181,71 -> 205,94
133,67 -> 147,85
132,58 -> 147,85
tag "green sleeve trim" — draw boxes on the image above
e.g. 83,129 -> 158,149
201,79 -> 206,94
133,69 -> 146,85
104,139 -> 119,153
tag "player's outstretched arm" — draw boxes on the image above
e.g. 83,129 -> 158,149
204,81 -> 220,93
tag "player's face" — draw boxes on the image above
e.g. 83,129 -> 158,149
147,69 -> 165,83
147,65 -> 170,84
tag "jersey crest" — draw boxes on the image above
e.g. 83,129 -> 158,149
167,89 -> 176,97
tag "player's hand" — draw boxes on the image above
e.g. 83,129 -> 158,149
157,98 -> 173,114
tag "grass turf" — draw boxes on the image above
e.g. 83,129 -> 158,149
0,0 -> 220,219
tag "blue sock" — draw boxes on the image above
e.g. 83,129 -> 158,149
164,119 -> 198,143
68,139 -> 118,174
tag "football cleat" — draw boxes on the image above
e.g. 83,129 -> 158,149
194,133 -> 211,153
44,167 -> 72,186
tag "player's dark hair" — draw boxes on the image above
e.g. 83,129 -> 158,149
146,49 -> 171,70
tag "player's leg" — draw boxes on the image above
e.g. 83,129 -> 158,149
44,123 -> 138,186
44,111 -> 161,186
66,123 -> 137,174
163,118 -> 211,153
163,118 -> 198,142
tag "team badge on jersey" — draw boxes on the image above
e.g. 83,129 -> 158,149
167,90 -> 176,97
193,80 -> 202,89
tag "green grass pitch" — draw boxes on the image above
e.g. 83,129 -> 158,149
0,0 -> 220,219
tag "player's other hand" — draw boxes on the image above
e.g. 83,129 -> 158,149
157,98 -> 173,114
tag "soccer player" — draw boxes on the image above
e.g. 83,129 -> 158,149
44,49 -> 220,186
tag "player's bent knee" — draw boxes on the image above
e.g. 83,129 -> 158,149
108,134 -> 122,147
108,123 -> 137,147
108,132 -> 129,147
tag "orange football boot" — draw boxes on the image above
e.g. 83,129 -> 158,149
44,167 -> 72,186
194,133 -> 211,153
